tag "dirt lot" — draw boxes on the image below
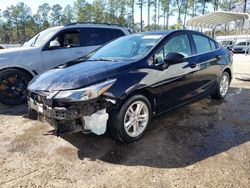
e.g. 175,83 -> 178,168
0,54 -> 249,188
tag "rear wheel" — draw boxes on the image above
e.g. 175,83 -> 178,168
211,72 -> 230,100
0,69 -> 32,106
109,95 -> 152,143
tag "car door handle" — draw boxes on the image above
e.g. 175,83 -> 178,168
189,63 -> 197,68
216,55 -> 222,60
76,51 -> 82,54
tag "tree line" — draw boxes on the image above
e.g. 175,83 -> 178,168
0,0 -> 246,44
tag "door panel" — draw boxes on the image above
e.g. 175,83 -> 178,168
41,47 -> 85,70
153,33 -> 203,112
191,34 -> 221,97
41,28 -> 86,70
156,56 -> 201,112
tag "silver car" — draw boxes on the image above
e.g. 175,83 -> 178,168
232,41 -> 250,53
0,23 -> 130,105
220,40 -> 235,50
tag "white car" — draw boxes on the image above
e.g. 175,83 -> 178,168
0,23 -> 131,105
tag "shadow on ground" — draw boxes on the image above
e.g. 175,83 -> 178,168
0,104 -> 27,115
57,87 -> 250,168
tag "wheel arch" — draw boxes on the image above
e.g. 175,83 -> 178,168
0,67 -> 34,79
223,67 -> 232,81
120,88 -> 157,115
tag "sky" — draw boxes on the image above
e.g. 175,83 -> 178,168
0,0 -> 176,26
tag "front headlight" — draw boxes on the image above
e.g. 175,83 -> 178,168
54,79 -> 116,102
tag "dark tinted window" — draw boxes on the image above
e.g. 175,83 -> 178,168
84,28 -> 109,46
109,29 -> 125,39
193,34 -> 211,53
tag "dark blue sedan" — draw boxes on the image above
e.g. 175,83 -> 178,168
27,30 -> 233,143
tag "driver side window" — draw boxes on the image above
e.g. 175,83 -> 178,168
53,29 -> 80,48
154,34 -> 191,64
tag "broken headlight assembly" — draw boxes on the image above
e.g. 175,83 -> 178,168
54,79 -> 116,102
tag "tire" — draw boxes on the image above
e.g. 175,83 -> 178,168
108,95 -> 152,143
0,69 -> 32,106
211,72 -> 230,100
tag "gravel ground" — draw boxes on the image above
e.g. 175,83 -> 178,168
0,54 -> 249,188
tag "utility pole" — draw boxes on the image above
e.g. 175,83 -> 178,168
243,0 -> 247,13
243,0 -> 247,29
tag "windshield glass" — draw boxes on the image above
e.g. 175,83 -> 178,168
89,34 -> 164,61
221,41 -> 232,45
22,27 -> 61,47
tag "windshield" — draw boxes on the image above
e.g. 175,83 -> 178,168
22,27 -> 61,47
221,41 -> 232,45
89,34 -> 164,61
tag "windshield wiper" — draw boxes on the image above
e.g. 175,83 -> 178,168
88,58 -> 117,62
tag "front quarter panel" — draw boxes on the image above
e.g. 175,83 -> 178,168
103,64 -> 159,106
0,47 -> 44,75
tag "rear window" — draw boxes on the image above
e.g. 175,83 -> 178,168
82,28 -> 126,47
108,29 -> 125,39
210,40 -> 218,50
83,28 -> 109,46
193,34 -> 212,54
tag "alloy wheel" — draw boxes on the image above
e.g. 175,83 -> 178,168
219,74 -> 229,97
123,101 -> 149,138
0,73 -> 28,104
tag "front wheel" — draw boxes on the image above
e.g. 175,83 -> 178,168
0,69 -> 32,106
211,72 -> 230,100
109,95 -> 152,143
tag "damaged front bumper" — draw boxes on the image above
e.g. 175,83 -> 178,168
28,93 -> 114,135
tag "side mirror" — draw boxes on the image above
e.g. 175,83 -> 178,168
49,40 -> 60,49
164,52 -> 185,64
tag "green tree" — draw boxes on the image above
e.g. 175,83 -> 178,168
35,3 -> 51,29
161,0 -> 172,29
51,4 -> 63,26
92,0 -> 106,23
61,5 -> 75,24
220,0 -> 239,10
173,0 -> 186,26
198,0 -> 212,15
107,0 -> 118,23
74,0 -> 87,22
3,2 -> 32,43
117,0 -> 127,25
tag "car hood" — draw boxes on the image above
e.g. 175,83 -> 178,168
0,47 -> 33,54
28,60 -> 133,91
0,47 -> 37,61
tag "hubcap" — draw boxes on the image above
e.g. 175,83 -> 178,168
124,101 -> 149,138
219,74 -> 229,97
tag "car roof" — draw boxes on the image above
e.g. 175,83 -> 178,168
139,30 -> 173,35
138,29 -> 207,36
64,23 -> 128,29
